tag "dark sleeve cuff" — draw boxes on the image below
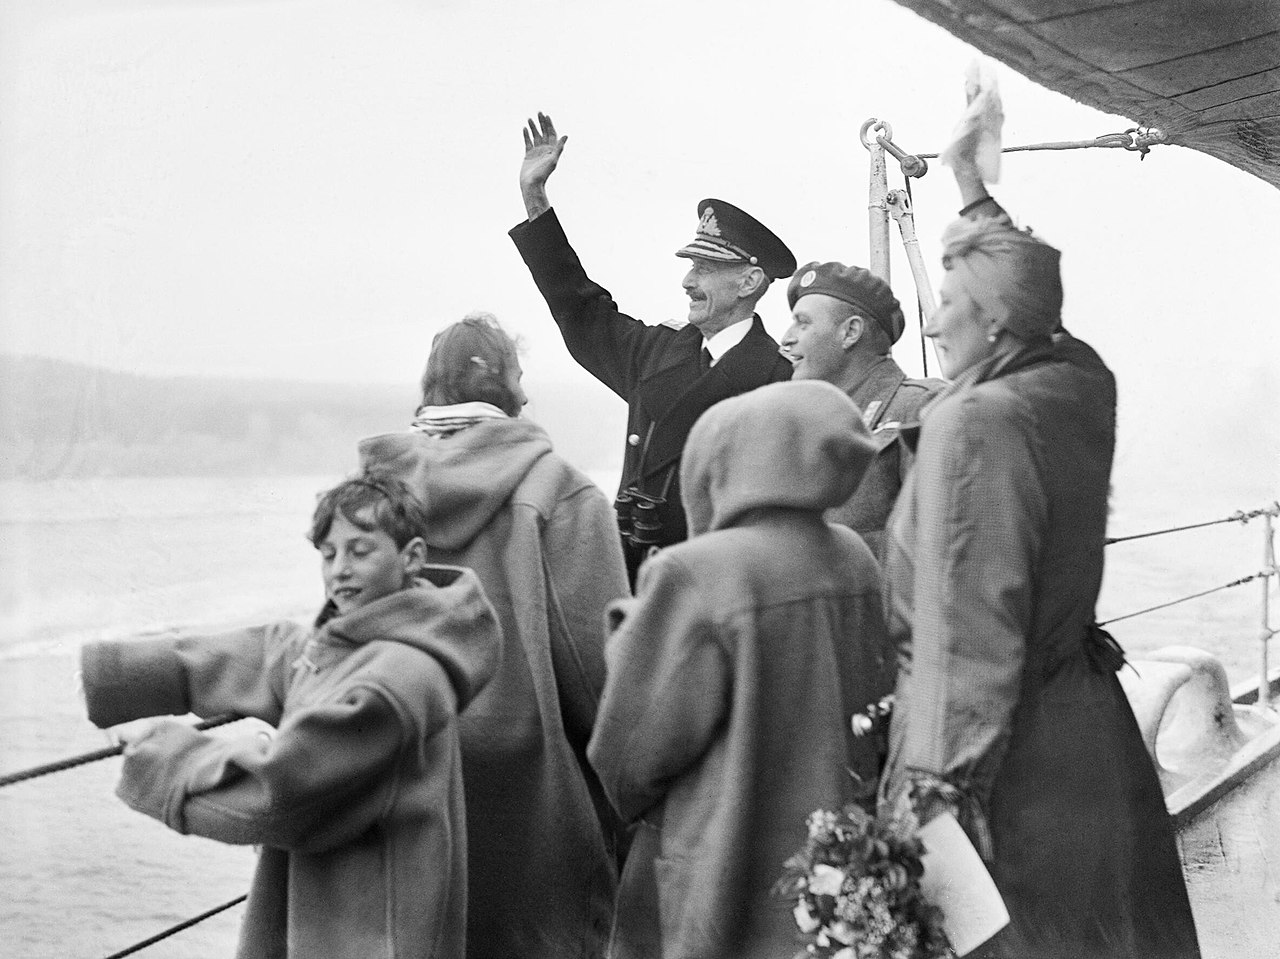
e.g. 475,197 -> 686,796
958,196 -> 1001,218
508,206 -> 562,249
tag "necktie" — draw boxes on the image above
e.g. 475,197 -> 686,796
700,347 -> 713,371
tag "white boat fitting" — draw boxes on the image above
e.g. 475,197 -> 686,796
1121,654 -> 1280,959
1120,647 -> 1279,794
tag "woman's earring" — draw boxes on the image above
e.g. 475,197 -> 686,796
987,329 -> 999,343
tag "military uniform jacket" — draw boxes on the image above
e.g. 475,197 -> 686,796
510,209 -> 793,552
825,356 -> 944,558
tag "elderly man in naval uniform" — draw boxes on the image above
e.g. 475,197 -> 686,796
780,261 -> 943,558
510,112 -> 795,582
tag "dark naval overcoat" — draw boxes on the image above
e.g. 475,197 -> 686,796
826,355 -> 944,558
510,209 -> 793,573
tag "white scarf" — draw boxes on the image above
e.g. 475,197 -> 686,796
409,401 -> 510,438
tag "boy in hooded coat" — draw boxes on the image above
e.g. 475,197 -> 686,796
588,380 -> 897,959
80,477 -> 501,959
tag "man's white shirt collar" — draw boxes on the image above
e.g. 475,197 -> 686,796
703,317 -> 753,366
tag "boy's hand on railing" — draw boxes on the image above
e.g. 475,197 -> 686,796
110,717 -> 167,754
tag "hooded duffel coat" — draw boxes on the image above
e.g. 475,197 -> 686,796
879,334 -> 1201,959
361,416 -> 628,959
81,567 -> 501,959
588,381 -> 897,959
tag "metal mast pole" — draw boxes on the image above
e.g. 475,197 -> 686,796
862,119 -> 891,282
1259,506 -> 1278,710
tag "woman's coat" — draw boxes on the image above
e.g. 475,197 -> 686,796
588,381 -> 897,959
361,417 -> 628,959
880,334 -> 1200,959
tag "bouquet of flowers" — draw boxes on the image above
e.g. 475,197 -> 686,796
774,804 -> 953,959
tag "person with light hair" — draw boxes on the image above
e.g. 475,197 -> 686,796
359,310 -> 627,959
876,111 -> 1201,958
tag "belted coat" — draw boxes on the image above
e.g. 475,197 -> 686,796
879,333 -> 1200,959
510,209 -> 792,573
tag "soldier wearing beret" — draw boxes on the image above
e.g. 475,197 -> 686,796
510,112 -> 795,582
780,261 -> 943,557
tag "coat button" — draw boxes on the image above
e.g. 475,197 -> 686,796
627,433 -> 640,446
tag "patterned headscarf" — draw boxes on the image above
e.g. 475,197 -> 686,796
940,215 -> 1062,338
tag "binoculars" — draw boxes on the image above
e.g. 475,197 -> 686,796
614,488 -> 666,548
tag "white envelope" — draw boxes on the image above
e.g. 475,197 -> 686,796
919,811 -> 1010,956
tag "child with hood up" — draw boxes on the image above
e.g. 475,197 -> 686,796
588,380 -> 897,959
80,475 -> 501,959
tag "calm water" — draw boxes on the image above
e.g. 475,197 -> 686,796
0,475 -> 337,959
0,471 -> 1275,957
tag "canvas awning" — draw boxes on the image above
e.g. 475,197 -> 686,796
888,0 -> 1280,190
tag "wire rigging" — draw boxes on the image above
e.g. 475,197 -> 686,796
100,896 -> 248,959
0,713 -> 240,789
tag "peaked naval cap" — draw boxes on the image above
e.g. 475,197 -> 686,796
786,260 -> 907,344
674,199 -> 797,280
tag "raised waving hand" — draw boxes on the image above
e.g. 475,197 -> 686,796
520,112 -> 568,220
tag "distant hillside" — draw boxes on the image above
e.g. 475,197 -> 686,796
0,355 -> 623,480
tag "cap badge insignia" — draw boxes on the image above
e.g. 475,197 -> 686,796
800,269 -> 816,287
698,207 -> 721,237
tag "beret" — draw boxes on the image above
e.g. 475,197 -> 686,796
675,198 -> 797,280
787,261 -> 906,344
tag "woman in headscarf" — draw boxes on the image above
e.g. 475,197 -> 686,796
877,135 -> 1201,957
359,311 -> 627,959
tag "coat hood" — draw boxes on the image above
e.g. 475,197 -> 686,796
680,380 -> 877,536
358,418 -> 553,551
316,565 -> 501,710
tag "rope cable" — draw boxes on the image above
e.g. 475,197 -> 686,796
0,713 -> 240,789
916,128 -> 1167,161
100,894 -> 247,959
1106,505 -> 1279,545
1099,572 -> 1269,627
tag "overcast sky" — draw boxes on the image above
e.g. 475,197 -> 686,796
2,0 -> 1277,508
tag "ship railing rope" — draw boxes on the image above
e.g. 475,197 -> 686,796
1105,503 -> 1280,544
1098,570 -> 1271,627
0,713 -> 249,957
100,895 -> 248,959
0,713 -> 241,790
1103,501 -> 1279,712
